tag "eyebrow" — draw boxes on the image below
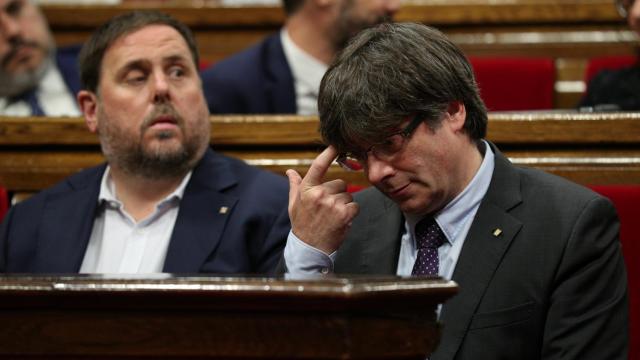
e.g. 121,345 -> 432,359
163,54 -> 189,64
117,59 -> 149,76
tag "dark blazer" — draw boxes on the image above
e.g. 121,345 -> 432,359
333,144 -> 629,359
56,44 -> 82,97
201,33 -> 297,114
578,64 -> 640,111
0,148 -> 290,275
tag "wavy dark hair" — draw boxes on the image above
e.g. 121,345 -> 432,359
318,22 -> 487,153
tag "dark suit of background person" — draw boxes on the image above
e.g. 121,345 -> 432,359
0,148 -> 290,274
334,143 -> 628,360
284,23 -> 628,360
202,33 -> 295,114
201,0 -> 399,114
579,0 -> 640,110
51,44 -> 82,100
579,64 -> 640,110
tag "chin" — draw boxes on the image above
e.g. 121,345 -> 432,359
145,140 -> 184,156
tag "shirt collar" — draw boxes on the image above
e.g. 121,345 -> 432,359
405,140 -> 495,244
98,166 -> 193,210
280,28 -> 328,97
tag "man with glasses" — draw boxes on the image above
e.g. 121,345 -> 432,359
579,0 -> 640,110
285,23 -> 628,359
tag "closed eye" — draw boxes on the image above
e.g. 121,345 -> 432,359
124,70 -> 147,85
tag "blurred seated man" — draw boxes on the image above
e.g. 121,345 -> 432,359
201,0 -> 399,115
285,23 -> 628,359
0,11 -> 290,274
579,0 -> 640,110
0,0 -> 80,116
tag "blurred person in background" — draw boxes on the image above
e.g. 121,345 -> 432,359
0,0 -> 80,116
201,0 -> 400,115
579,0 -> 640,110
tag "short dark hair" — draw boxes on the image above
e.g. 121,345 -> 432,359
78,10 -> 200,93
318,22 -> 487,153
282,0 -> 305,15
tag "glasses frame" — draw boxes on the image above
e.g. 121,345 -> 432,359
336,114 -> 424,171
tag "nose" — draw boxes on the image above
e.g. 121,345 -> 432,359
365,154 -> 396,186
152,72 -> 171,103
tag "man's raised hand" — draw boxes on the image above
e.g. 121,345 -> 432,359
286,146 -> 360,254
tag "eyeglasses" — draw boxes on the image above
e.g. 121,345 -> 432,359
616,0 -> 634,18
336,114 -> 424,171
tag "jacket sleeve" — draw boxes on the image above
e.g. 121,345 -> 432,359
542,196 -> 628,359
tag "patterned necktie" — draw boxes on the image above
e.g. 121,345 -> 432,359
411,217 -> 446,276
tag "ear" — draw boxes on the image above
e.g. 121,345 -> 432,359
77,90 -> 99,133
445,101 -> 467,132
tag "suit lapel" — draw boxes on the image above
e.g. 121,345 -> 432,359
55,45 -> 82,96
263,34 -> 297,113
336,189 -> 403,274
33,166 -> 104,272
435,146 -> 524,360
163,149 -> 238,273
360,193 -> 403,274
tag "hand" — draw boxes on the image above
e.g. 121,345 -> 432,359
287,146 -> 360,254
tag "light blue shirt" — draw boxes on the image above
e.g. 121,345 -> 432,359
284,140 -> 495,279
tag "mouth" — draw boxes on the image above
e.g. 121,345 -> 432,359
148,115 -> 179,130
2,41 -> 42,68
387,183 -> 411,198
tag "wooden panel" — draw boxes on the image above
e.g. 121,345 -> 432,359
0,275 -> 457,359
3,113 -> 639,145
1,113 -> 639,193
42,0 -> 636,109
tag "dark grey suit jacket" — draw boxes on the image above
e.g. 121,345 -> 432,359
334,145 -> 628,359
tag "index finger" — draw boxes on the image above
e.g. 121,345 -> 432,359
302,145 -> 339,187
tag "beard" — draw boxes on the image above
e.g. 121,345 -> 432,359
0,38 -> 52,97
332,1 -> 392,51
97,102 -> 210,180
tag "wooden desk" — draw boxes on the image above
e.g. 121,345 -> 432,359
43,0 -> 636,108
0,275 -> 457,359
0,113 -> 639,195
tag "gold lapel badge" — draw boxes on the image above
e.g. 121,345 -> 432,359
219,206 -> 229,214
493,228 -> 503,237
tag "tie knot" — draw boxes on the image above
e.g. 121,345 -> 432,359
415,217 -> 445,249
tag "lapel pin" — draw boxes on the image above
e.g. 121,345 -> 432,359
219,206 -> 229,214
493,228 -> 502,237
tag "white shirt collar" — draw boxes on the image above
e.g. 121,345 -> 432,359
280,28 -> 328,111
98,166 -> 193,214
